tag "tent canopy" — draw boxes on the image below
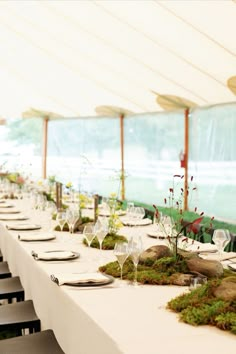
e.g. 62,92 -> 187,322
0,0 -> 236,118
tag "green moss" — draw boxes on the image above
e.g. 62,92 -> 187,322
83,233 -> 127,250
215,312 -> 236,334
167,278 -> 236,335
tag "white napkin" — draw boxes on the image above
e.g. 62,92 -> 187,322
180,242 -> 217,253
199,252 -> 236,261
18,233 -> 56,241
32,250 -> 75,260
51,272 -> 109,286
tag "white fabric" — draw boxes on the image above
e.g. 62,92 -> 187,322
179,242 -> 217,253
0,200 -> 235,354
0,1 -> 236,118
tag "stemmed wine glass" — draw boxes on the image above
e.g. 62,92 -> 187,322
212,229 -> 231,258
113,242 -> 129,284
94,218 -> 109,251
56,210 -> 66,232
66,209 -> 80,234
129,237 -> 143,286
83,224 -> 95,248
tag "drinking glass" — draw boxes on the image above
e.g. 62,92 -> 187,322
212,229 -> 231,257
56,210 -> 66,232
129,237 -> 143,286
113,243 -> 129,283
94,219 -> 108,251
66,209 -> 80,234
83,224 -> 95,247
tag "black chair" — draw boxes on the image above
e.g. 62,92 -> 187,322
0,329 -> 65,353
0,300 -> 40,335
0,249 -> 3,262
144,208 -> 154,221
0,261 -> 11,279
0,276 -> 24,303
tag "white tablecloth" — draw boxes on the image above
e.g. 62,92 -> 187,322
0,200 -> 235,354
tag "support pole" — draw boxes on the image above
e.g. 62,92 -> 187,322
42,117 -> 49,179
184,108 -> 189,210
120,113 -> 125,200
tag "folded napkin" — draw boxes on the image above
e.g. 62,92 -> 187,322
51,272 -> 109,286
32,250 -> 75,260
199,252 -> 236,262
179,242 -> 217,253
18,233 -> 56,241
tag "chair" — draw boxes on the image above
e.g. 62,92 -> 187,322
144,208 -> 154,221
0,329 -> 65,353
0,299 -> 40,334
0,261 -> 11,279
0,249 -> 3,262
0,276 -> 24,303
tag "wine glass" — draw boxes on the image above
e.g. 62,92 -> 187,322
212,229 -> 231,258
66,209 -> 80,234
83,224 -> 95,248
56,210 -> 66,232
113,242 -> 129,283
129,237 -> 143,287
94,219 -> 108,251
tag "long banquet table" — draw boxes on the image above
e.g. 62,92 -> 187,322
0,200 -> 235,354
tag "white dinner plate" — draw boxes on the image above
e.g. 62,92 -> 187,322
6,223 -> 42,231
147,231 -> 177,239
18,233 -> 56,242
0,203 -> 14,208
0,209 -> 20,214
121,218 -> 152,226
32,250 -> 79,261
51,273 -> 114,286
0,215 -> 28,221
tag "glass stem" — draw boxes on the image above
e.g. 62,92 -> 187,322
134,264 -> 138,285
120,264 -> 123,281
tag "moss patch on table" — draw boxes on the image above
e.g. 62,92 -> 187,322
83,233 -> 127,250
167,277 -> 236,335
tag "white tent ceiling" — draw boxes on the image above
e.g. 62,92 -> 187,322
0,0 -> 236,118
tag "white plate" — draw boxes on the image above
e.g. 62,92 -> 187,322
32,250 -> 79,261
0,215 -> 28,221
0,209 -> 20,214
6,223 -> 41,231
51,273 -> 114,286
99,210 -> 126,217
0,204 -> 14,208
121,218 -> 152,226
147,231 -> 177,239
18,233 -> 56,241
